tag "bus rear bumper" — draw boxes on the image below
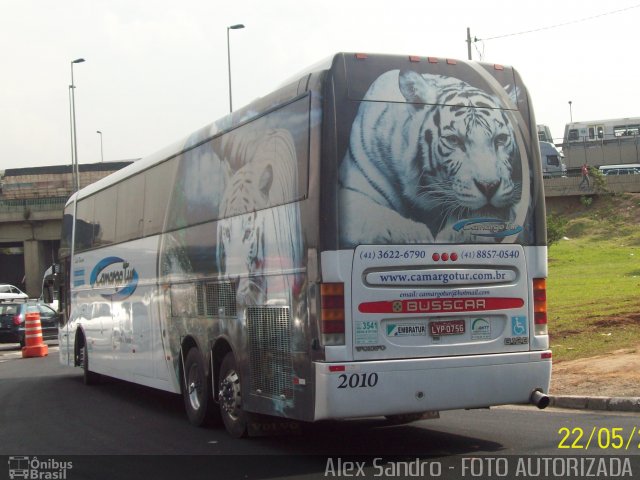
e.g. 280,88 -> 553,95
313,351 -> 552,421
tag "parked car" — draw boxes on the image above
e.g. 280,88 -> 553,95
0,284 -> 28,301
0,301 -> 59,347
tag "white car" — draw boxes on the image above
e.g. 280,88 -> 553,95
0,284 -> 28,301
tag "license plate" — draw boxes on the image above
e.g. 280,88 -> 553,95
429,320 -> 465,336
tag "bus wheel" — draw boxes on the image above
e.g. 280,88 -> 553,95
218,352 -> 248,438
82,341 -> 100,385
182,348 -> 218,427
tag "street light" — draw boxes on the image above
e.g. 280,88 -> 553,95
70,58 -> 85,192
227,24 -> 245,113
568,100 -> 573,123
96,130 -> 104,162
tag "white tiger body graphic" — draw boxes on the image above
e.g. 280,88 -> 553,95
339,69 -> 522,245
216,130 -> 302,306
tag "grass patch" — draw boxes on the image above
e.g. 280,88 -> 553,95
547,193 -> 640,361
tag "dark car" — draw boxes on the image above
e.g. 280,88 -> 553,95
0,301 -> 59,347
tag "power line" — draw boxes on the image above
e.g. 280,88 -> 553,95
478,3 -> 640,42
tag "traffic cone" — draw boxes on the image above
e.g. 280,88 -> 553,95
22,311 -> 49,358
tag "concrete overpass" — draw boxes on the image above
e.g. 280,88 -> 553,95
0,162 -> 132,297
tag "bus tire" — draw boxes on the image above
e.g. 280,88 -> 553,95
82,342 -> 100,386
218,352 -> 248,438
182,348 -> 219,427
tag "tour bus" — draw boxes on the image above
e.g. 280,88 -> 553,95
563,117 -> 640,169
55,52 -> 551,438
539,141 -> 566,178
537,124 -> 554,143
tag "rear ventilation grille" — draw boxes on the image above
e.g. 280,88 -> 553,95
247,306 -> 293,399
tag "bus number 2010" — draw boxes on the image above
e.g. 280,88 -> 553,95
337,373 -> 379,389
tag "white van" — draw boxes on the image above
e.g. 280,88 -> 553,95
539,141 -> 566,178
598,164 -> 640,176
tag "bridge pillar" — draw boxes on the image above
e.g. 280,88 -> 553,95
23,239 -> 46,298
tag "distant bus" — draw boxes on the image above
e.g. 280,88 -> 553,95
539,141 -> 566,178
537,124 -> 554,143
598,163 -> 640,176
56,52 -> 551,438
563,117 -> 640,169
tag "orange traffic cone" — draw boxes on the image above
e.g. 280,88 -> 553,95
22,311 -> 49,358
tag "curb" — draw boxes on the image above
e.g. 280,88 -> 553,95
549,395 -> 640,413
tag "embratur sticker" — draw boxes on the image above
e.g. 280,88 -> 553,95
386,323 -> 427,337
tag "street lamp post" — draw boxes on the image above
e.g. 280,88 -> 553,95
70,58 -> 85,192
227,24 -> 245,113
68,85 -> 75,191
96,130 -> 104,162
568,100 -> 573,123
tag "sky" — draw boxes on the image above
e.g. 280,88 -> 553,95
1,0 -> 639,172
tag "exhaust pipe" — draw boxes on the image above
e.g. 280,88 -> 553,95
530,390 -> 550,409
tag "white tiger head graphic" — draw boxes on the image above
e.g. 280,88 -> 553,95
216,129 -> 303,306
338,69 -> 523,245
400,71 -> 520,228
217,163 -> 272,306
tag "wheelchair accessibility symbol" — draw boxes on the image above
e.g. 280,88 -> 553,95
511,316 -> 528,336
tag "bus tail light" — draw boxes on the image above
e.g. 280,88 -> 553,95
321,283 -> 345,346
533,278 -> 548,335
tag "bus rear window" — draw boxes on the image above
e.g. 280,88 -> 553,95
336,67 -> 539,247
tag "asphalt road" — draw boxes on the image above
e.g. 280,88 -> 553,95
1,344 -> 639,480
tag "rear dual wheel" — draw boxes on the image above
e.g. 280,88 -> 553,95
180,348 -> 248,438
218,352 -> 248,438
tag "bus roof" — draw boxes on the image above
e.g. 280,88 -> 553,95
70,52 -> 523,205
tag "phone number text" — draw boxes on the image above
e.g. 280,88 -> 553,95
359,250 -> 427,261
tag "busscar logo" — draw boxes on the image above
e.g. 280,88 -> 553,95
359,297 -> 524,314
8,456 -> 73,480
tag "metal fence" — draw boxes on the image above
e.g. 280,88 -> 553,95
0,197 -> 68,213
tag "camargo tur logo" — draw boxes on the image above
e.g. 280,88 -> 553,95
453,218 -> 523,238
90,257 -> 138,300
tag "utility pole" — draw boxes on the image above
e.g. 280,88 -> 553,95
466,27 -> 472,60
